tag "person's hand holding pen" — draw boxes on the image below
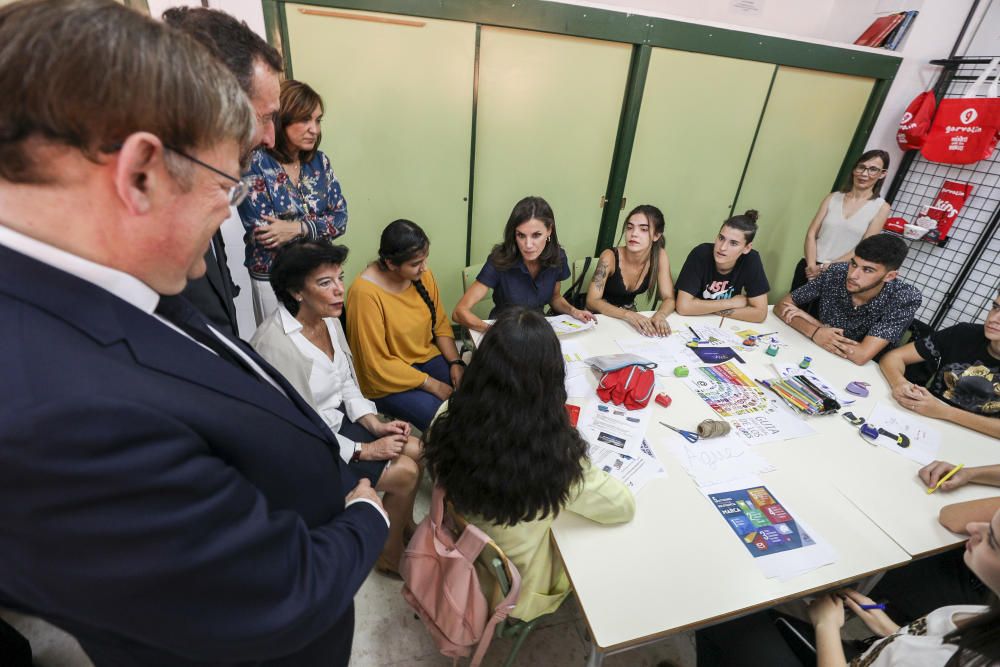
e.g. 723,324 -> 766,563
920,460 -> 971,493
838,589 -> 900,638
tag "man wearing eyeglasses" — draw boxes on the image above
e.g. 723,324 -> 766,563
0,2 -> 386,666
164,6 -> 284,337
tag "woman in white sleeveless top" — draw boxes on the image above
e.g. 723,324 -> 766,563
791,149 -> 891,291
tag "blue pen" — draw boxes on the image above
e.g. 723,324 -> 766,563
860,604 -> 886,610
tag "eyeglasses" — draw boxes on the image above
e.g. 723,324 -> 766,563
854,165 -> 886,176
165,145 -> 249,206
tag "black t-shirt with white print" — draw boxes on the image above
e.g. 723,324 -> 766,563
675,243 -> 770,302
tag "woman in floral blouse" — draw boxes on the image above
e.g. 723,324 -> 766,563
238,80 -> 348,324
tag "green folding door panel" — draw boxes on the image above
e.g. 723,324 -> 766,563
470,26 -> 631,268
733,66 -> 875,302
284,5 -> 475,312
621,49 -> 775,283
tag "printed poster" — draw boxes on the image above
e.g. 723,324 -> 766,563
683,362 -> 814,445
704,477 -> 836,580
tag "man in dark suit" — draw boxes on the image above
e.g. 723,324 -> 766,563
165,6 -> 284,337
0,2 -> 387,665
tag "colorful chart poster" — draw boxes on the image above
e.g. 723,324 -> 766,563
709,485 -> 813,557
682,363 -> 814,445
703,477 -> 837,580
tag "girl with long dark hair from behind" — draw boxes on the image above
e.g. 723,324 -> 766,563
423,307 -> 635,622
452,196 -> 596,333
346,219 -> 464,431
586,204 -> 676,337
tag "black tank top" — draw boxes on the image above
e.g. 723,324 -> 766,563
604,248 -> 651,308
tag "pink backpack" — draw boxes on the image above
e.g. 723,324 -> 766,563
400,485 -> 521,666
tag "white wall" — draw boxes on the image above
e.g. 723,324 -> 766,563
965,0 -> 1000,56
861,0 -> 975,188
545,0 -> 839,42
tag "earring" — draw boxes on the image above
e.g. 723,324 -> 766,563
296,297 -> 303,302
546,236 -> 551,244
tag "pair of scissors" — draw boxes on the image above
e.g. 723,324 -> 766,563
659,421 -> 699,443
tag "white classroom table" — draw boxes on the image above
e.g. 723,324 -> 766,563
470,308 -> 998,665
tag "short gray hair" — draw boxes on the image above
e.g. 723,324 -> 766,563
0,0 -> 255,184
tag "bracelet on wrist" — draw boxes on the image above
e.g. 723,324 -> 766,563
447,358 -> 466,367
810,326 -> 823,342
351,442 -> 364,463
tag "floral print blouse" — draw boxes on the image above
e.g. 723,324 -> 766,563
237,147 -> 348,279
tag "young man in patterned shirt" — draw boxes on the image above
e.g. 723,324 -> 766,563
775,233 -> 921,366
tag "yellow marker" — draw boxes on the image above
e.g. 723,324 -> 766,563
927,464 -> 964,494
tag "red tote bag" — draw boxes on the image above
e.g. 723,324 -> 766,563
897,91 -> 936,150
922,57 -> 1000,164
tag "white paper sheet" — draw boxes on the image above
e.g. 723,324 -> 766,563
663,433 -> 776,487
702,476 -> 837,581
865,402 -> 942,465
560,339 -> 590,377
588,439 -> 667,494
617,336 -> 696,371
679,325 -> 743,347
547,314 -> 596,336
578,395 -> 652,458
565,371 -> 594,398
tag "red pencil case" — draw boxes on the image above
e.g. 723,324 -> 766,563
597,364 -> 656,410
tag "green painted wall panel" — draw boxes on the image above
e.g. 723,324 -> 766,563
284,4 -> 475,312
469,26 -> 631,267
622,48 -> 774,284
733,66 -> 874,302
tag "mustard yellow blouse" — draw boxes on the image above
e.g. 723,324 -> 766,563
346,268 -> 453,398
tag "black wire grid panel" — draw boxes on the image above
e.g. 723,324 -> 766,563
891,60 -> 1000,329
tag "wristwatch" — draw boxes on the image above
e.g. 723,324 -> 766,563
447,359 -> 466,367
351,442 -> 363,463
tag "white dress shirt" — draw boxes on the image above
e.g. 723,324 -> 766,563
279,306 -> 378,462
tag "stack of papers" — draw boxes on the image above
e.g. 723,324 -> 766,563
547,314 -> 596,336
588,439 -> 667,494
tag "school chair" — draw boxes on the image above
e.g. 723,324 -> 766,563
461,263 -> 493,321
565,257 -> 598,309
459,263 -> 492,354
446,505 -> 550,667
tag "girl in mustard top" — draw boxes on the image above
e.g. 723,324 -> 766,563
423,307 -> 635,622
346,219 -> 464,430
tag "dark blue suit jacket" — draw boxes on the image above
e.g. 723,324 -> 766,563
0,244 -> 388,665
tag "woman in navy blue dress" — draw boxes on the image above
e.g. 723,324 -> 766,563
453,196 -> 595,334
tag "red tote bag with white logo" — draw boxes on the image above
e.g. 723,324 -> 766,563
897,91 -> 936,150
922,57 -> 1000,164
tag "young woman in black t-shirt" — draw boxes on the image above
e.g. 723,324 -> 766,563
674,209 -> 770,323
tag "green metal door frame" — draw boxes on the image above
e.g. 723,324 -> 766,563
267,0 -> 901,259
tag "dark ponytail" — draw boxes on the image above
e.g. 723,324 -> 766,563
723,209 -> 759,243
377,218 -> 436,340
